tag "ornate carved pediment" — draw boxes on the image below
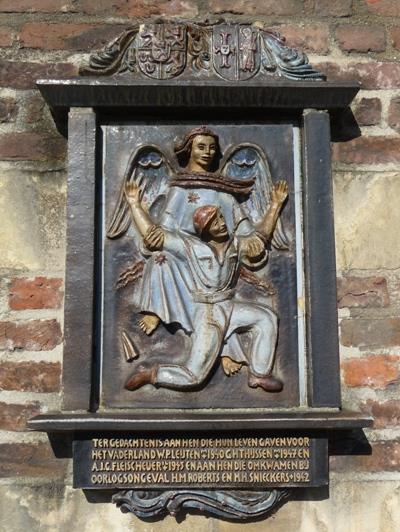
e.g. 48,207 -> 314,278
80,22 -> 325,82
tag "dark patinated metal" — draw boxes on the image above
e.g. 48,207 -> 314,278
303,110 -> 341,407
29,411 -> 373,432
111,488 -> 289,520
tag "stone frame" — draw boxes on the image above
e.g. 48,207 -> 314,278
36,80 -> 358,415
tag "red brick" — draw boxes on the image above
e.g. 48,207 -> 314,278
0,320 -> 62,351
271,24 -> 329,54
336,25 -> 386,53
9,277 -> 63,311
388,96 -> 400,133
340,318 -> 400,348
0,361 -> 61,392
0,97 -> 17,123
0,402 -> 40,431
0,25 -> 13,47
317,61 -> 400,89
0,0 -> 74,12
364,0 -> 400,16
0,443 -> 67,478
76,0 -> 198,17
332,137 -> 400,165
337,276 -> 389,308
353,97 -> 382,126
208,0 -> 303,15
391,27 -> 400,50
361,400 -> 400,428
0,132 -> 66,161
342,355 -> 400,389
0,61 -> 77,90
19,23 -> 128,51
331,441 -> 400,472
305,0 -> 352,16
25,95 -> 45,124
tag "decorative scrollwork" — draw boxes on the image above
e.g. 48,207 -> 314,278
112,488 -> 290,520
80,26 -> 139,76
261,29 -> 325,81
79,22 -> 326,82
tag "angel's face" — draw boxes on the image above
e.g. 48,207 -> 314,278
190,135 -> 217,171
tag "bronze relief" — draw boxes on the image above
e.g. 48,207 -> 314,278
106,126 -> 292,399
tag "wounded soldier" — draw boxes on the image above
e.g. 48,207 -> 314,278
124,180 -> 288,393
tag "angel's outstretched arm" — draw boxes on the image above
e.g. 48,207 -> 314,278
125,182 -> 164,251
256,180 -> 288,242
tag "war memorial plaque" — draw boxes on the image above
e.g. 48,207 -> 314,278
28,21 -> 372,521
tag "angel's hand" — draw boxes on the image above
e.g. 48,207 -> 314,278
125,181 -> 141,205
271,180 -> 288,206
242,234 -> 265,259
144,225 -> 165,251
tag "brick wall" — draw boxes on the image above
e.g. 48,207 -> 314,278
0,1 -> 399,530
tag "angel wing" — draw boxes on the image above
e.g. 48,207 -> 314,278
107,145 -> 174,239
221,143 -> 289,250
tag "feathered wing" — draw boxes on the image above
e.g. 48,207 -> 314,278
107,145 -> 174,239
221,143 -> 289,250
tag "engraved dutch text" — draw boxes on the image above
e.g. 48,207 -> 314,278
87,436 -> 314,488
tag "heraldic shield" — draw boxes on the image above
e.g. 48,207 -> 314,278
137,23 -> 187,80
213,24 -> 261,81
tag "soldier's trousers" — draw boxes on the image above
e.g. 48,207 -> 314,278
154,299 -> 278,389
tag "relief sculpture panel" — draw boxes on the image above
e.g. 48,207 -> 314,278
102,123 -> 298,409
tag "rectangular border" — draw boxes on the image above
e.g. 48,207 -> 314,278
61,106 -> 343,414
62,108 -> 97,411
302,109 -> 341,408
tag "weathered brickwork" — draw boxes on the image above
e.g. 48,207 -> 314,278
19,23 -> 130,51
0,361 -> 61,392
335,25 -> 386,53
391,26 -> 400,49
0,401 -> 40,431
0,1 -> 399,530
341,355 -> 400,389
388,96 -> 400,132
337,276 -> 389,308
9,277 -> 63,310
0,97 -> 17,123
0,132 -> 67,161
353,97 -> 382,126
0,320 -> 62,351
0,443 -> 67,478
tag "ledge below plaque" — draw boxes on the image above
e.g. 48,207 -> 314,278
29,410 -> 372,432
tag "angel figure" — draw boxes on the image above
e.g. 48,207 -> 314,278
123,179 -> 288,392
107,126 -> 289,381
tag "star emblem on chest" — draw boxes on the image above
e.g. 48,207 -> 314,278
187,192 -> 200,204
154,254 -> 168,265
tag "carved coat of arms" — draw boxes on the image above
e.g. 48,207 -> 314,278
137,23 -> 187,79
213,24 -> 260,81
